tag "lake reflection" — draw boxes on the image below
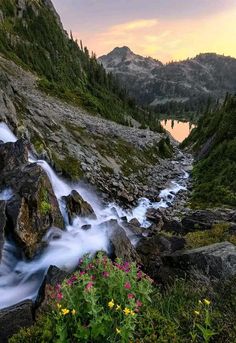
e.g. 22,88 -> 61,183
161,119 -> 195,142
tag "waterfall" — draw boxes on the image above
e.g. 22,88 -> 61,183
0,122 -> 188,309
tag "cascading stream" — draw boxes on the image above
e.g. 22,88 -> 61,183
0,122 -> 189,309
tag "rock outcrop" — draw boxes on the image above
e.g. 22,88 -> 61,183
0,300 -> 34,343
163,242 -> 236,280
62,190 -> 96,224
0,140 -> 63,258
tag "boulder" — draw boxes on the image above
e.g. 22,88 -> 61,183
62,190 -> 96,224
0,201 -> 6,260
0,140 -> 64,258
163,242 -> 236,280
0,300 -> 34,343
136,234 -> 185,280
0,139 -> 28,173
104,219 -> 141,263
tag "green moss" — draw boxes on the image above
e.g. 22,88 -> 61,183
39,188 -> 51,215
185,223 -> 236,249
52,152 -> 83,181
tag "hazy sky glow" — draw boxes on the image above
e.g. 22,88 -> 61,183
52,0 -> 236,62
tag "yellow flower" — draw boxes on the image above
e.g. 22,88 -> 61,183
57,303 -> 62,309
194,310 -> 200,316
130,310 -> 135,316
203,299 -> 211,306
198,300 -> 203,305
116,304 -> 121,311
71,309 -> 76,315
123,307 -> 131,316
61,308 -> 70,315
116,328 -> 121,334
108,299 -> 115,309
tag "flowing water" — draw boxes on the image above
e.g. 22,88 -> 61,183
0,123 -> 189,309
161,119 -> 195,142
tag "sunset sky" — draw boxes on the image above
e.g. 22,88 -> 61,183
52,0 -> 236,63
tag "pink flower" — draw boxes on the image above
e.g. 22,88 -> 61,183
67,275 -> 77,286
128,293 -> 135,299
102,271 -> 109,278
136,300 -> 142,307
137,271 -> 143,280
91,275 -> 96,281
85,282 -> 94,291
55,283 -> 61,291
124,282 -> 131,290
80,271 -> 86,276
57,292 -> 63,301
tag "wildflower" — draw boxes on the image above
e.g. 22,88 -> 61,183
67,275 -> 77,286
55,283 -> 61,291
71,309 -> 76,315
61,308 -> 70,315
85,282 -> 94,291
102,271 -> 109,278
123,307 -> 131,315
80,271 -> 86,276
124,282 -> 131,290
91,275 -> 96,281
108,299 -> 115,309
57,292 -> 63,301
137,271 -> 143,279
56,303 -> 62,309
116,328 -> 121,334
128,293 -> 135,299
198,300 -> 203,305
194,310 -> 200,316
203,299 -> 211,306
130,310 -> 135,316
136,300 -> 142,307
116,304 -> 121,311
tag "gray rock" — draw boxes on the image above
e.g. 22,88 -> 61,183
163,242 -> 236,279
0,300 -> 34,343
0,201 -> 6,261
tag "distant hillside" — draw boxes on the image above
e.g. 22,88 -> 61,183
182,94 -> 236,207
99,47 -> 236,118
0,0 -> 161,131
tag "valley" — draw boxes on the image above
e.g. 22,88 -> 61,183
0,0 -> 235,342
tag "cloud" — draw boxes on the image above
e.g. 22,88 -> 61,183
111,19 -> 158,32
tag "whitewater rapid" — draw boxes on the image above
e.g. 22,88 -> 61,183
0,122 -> 188,309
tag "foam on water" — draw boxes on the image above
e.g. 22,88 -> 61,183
0,122 -> 189,309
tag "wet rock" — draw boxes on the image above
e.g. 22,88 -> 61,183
0,140 -> 64,259
4,163 -> 64,258
62,190 -> 96,224
163,242 -> 236,279
146,208 -> 164,227
0,201 -> 6,260
128,218 -> 141,227
162,218 -> 183,234
0,300 -> 34,343
0,139 -> 28,173
81,224 -> 92,231
105,219 -> 141,263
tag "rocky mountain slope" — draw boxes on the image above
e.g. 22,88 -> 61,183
0,0 -> 162,130
99,47 -> 236,117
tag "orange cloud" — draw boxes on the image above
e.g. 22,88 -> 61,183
74,4 -> 236,62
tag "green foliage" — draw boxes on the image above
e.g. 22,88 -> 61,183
186,223 -> 236,248
39,188 -> 51,215
183,95 -> 236,207
0,0 -> 163,132
10,255 -> 236,342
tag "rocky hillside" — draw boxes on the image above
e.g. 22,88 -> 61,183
99,47 -> 236,118
0,54 -> 189,206
0,0 -> 162,130
182,94 -> 236,207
